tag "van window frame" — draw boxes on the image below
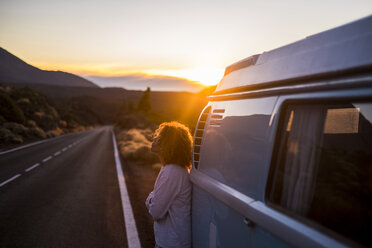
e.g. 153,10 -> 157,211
265,96 -> 372,247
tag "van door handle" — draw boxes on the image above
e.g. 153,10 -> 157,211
244,217 -> 255,227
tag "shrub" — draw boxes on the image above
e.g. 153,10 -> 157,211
46,127 -> 64,137
3,122 -> 29,136
0,127 -> 23,144
28,127 -> 47,139
26,120 -> 37,128
16,98 -> 30,105
59,120 -> 67,128
32,110 -> 60,131
72,125 -> 86,132
117,128 -> 159,164
0,93 -> 25,124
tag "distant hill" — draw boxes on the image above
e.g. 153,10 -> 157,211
0,47 -> 212,131
0,47 -> 98,88
85,74 -> 206,93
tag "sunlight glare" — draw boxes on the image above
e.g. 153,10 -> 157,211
147,67 -> 225,86
37,62 -> 225,87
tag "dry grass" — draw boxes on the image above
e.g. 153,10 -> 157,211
116,128 -> 159,164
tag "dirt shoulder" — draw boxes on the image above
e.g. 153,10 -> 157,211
121,159 -> 158,248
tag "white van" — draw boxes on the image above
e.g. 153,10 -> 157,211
191,16 -> 372,248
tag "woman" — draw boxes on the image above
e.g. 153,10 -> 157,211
145,121 -> 193,248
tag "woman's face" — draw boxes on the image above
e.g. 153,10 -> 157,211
151,136 -> 161,154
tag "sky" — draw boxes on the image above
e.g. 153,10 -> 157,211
0,0 -> 371,91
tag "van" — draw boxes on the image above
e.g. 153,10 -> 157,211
191,16 -> 372,248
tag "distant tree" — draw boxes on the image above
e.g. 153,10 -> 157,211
137,87 -> 152,113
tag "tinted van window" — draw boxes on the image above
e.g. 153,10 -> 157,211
267,102 -> 372,246
199,97 -> 277,199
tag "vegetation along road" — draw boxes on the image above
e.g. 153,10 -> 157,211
0,126 -> 144,247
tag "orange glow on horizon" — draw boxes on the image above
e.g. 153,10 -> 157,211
147,67 -> 224,86
36,63 -> 224,86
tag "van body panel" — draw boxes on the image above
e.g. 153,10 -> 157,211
191,169 -> 349,248
209,74 -> 372,100
192,185 -> 252,248
216,16 -> 372,92
192,16 -> 372,248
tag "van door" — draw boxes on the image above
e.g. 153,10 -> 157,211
192,96 -> 292,248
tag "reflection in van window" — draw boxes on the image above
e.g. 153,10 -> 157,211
324,108 -> 359,134
268,103 -> 372,247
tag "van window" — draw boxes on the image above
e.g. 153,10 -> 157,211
267,102 -> 372,247
199,97 -> 277,199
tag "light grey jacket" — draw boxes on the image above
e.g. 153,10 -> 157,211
146,164 -> 192,248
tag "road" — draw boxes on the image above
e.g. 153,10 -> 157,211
0,126 -> 133,247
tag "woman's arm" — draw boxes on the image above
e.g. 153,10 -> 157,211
147,167 -> 181,221
145,191 -> 154,209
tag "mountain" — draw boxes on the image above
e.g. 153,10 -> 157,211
85,74 -> 206,93
0,47 -> 98,88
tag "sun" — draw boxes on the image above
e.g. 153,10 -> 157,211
146,67 -> 225,86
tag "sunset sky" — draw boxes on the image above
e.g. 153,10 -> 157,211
0,0 -> 371,91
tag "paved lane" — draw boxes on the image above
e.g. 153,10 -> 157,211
0,126 -> 128,247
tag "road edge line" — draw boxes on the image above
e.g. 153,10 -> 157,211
0,174 -> 21,187
112,130 -> 142,248
0,129 -> 91,156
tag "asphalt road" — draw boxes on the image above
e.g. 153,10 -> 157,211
0,126 -> 128,247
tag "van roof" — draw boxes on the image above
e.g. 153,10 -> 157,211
215,15 -> 372,94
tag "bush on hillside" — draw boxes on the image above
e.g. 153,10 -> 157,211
46,127 -> 64,137
26,120 -> 37,128
6,86 -> 64,131
28,126 -> 47,139
72,125 -> 86,132
0,127 -> 23,144
32,107 -> 60,131
0,93 -> 25,124
3,122 -> 28,136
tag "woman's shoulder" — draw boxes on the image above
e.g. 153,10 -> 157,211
163,164 -> 189,175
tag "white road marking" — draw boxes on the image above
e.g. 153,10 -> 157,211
112,131 -> 141,248
54,151 -> 61,156
0,130 -> 88,156
42,156 -> 53,163
0,140 -> 47,156
68,144 -> 73,148
25,163 -> 40,172
0,174 -> 21,187
62,147 -> 68,152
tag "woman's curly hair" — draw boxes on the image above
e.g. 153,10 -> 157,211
154,121 -> 193,169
